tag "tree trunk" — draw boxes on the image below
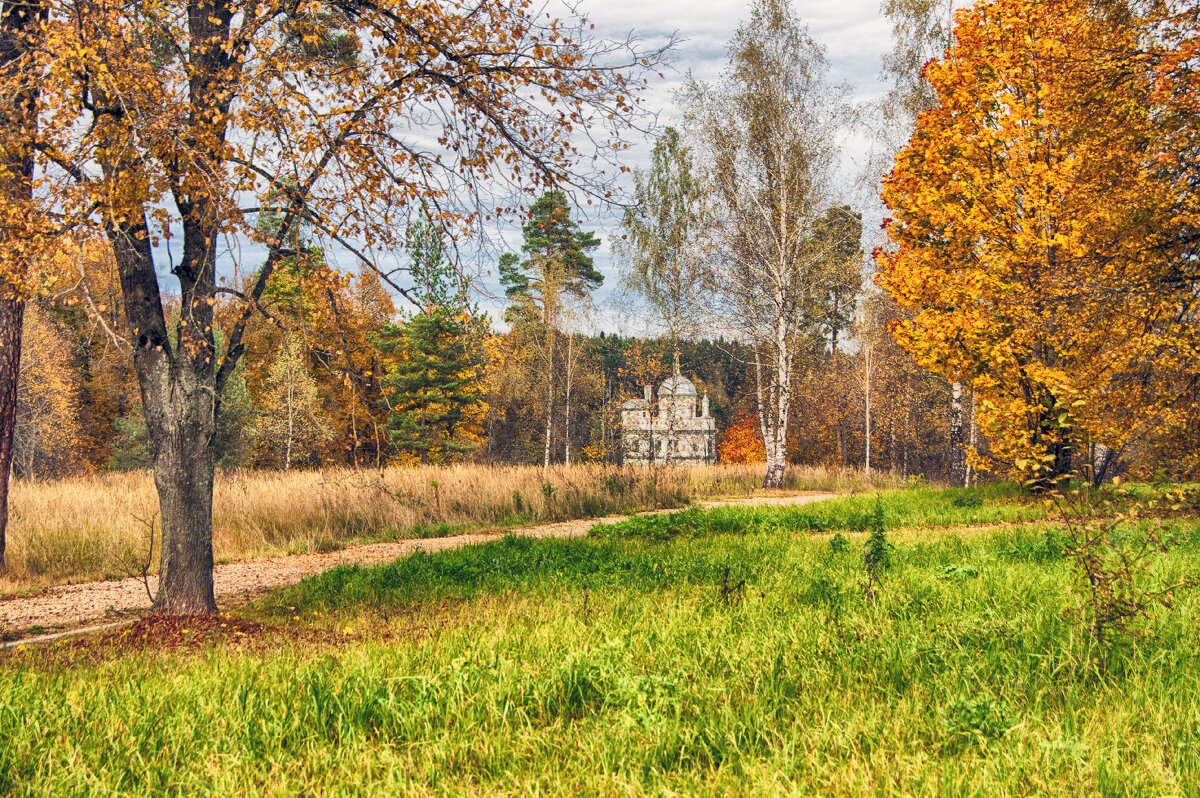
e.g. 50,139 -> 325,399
150,414 -> 218,615
864,344 -> 872,476
563,332 -> 574,467
285,382 -> 294,470
758,322 -> 792,490
832,326 -> 845,467
543,310 -> 556,472
0,293 -> 22,569
966,392 -> 976,487
110,211 -> 220,615
0,0 -> 43,571
948,381 -> 965,486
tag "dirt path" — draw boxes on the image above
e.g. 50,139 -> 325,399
0,492 -> 837,635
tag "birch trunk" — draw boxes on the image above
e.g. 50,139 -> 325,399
864,343 -> 872,476
563,332 -> 574,467
543,327 -> 555,472
948,382 -> 965,486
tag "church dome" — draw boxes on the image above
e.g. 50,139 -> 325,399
659,374 -> 697,397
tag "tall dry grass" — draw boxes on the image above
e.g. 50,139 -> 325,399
2,463 -> 889,592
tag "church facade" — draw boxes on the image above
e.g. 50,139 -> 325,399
620,370 -> 717,466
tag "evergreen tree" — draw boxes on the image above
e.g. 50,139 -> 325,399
378,217 -> 485,463
379,309 -> 485,463
499,190 -> 602,468
500,190 -> 602,312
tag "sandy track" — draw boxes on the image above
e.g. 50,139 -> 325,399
0,492 -> 836,633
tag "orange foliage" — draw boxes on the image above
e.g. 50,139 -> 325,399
717,412 -> 764,464
877,0 -> 1200,483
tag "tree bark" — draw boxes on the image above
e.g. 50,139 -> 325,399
832,324 -> 846,467
948,381 -> 965,486
563,331 -> 574,467
0,0 -> 43,571
864,343 -> 872,476
0,293 -> 22,569
109,212 -> 219,615
543,328 -> 555,471
757,322 -> 792,490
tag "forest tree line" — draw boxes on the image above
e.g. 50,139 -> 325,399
13,223 -> 966,481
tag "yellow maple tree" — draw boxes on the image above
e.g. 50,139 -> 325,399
877,0 -> 1200,486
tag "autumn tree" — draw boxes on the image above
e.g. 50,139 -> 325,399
0,0 -> 45,569
12,304 -> 85,478
255,334 -> 329,470
500,190 -> 602,470
877,0 -> 1200,487
810,206 -> 863,466
684,0 -> 852,488
11,0 -> 664,613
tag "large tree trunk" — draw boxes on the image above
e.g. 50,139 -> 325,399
0,294 -> 22,569
149,401 -> 218,615
110,212 -> 220,615
0,0 -> 43,570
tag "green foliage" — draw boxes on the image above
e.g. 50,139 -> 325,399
952,492 -> 983,508
828,532 -> 850,553
593,484 -> 1044,542
214,360 -> 256,468
864,495 -> 893,580
1055,487 -> 1197,652
499,190 -> 602,325
107,410 -> 151,471
939,563 -> 980,581
939,695 -> 1017,751
404,212 -> 463,314
377,308 -> 485,463
618,126 -> 706,343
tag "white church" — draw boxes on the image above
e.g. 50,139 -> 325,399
620,365 -> 717,466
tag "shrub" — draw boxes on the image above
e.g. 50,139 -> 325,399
939,695 -> 1016,750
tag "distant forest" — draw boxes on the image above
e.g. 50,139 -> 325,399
15,236 -> 961,481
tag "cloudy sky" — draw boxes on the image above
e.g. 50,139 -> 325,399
470,0 -> 899,333
185,0 -> 901,333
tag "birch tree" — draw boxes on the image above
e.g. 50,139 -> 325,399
684,0 -> 850,488
618,126 -> 708,353
256,335 -> 329,470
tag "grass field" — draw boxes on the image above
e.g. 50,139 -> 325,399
1,463 -> 889,592
2,485 -> 1197,795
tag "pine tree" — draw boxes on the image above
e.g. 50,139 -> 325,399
378,217 -> 485,463
499,190 -> 602,469
379,309 -> 485,463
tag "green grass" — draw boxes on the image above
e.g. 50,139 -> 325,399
2,489 -> 1198,795
592,483 -> 1042,541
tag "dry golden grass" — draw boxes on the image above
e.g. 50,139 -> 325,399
2,462 -> 889,592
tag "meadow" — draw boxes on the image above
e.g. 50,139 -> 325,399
1,463 -> 889,592
2,484 -> 1197,795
